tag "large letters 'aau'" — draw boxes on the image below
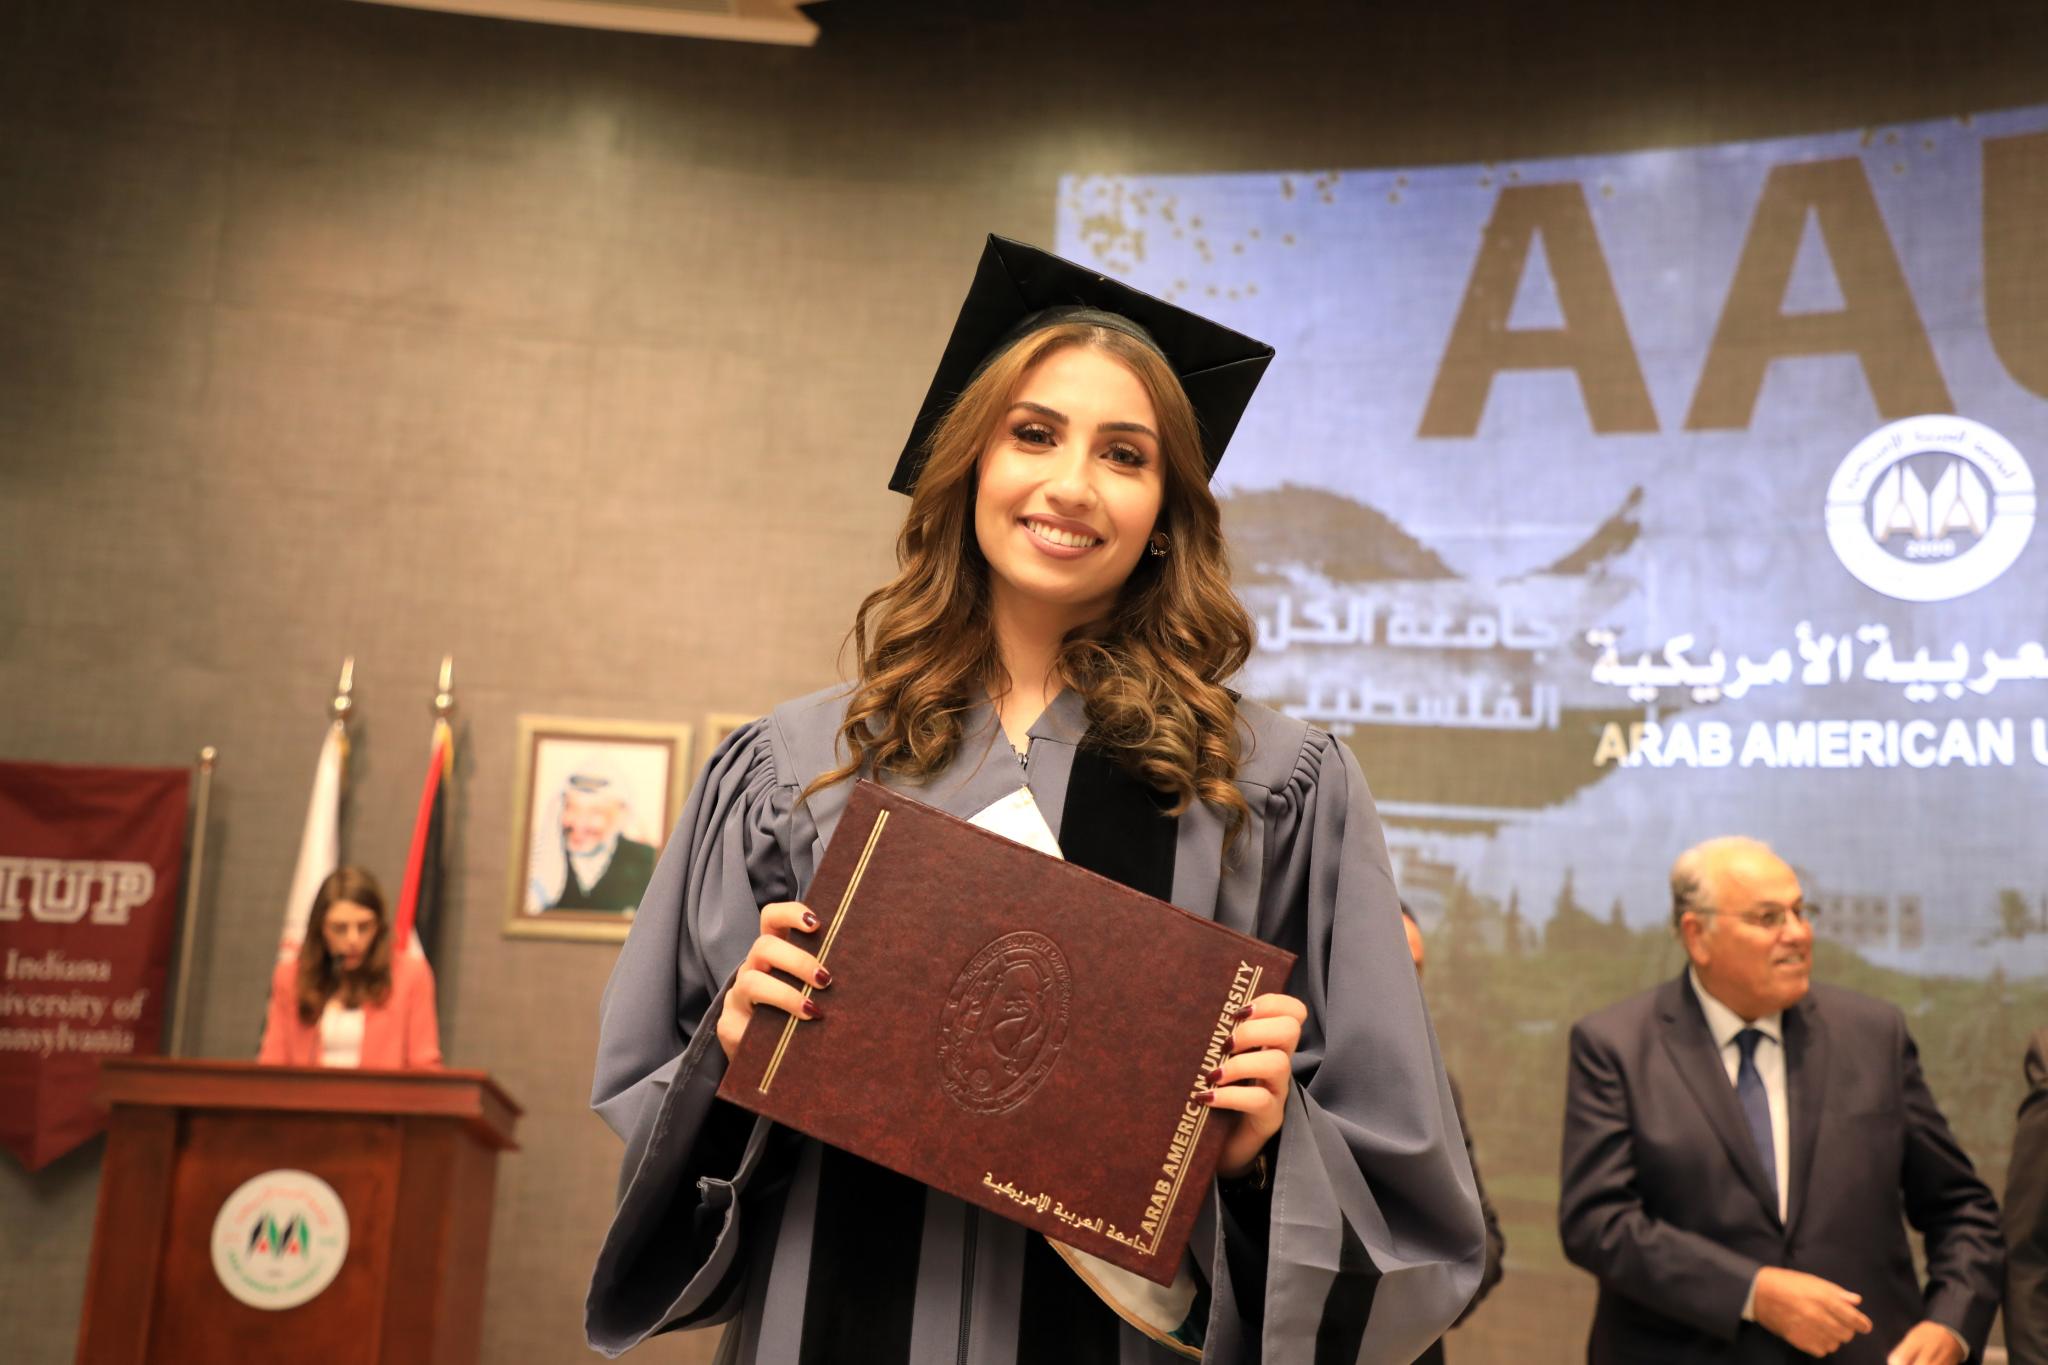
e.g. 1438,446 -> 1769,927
1420,133 -> 2048,438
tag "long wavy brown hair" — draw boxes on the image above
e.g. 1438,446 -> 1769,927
294,866 -> 394,1024
812,321 -> 1255,838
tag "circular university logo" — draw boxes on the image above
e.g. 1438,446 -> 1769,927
209,1169 -> 350,1311
937,930 -> 1072,1116
1825,416 -> 2035,602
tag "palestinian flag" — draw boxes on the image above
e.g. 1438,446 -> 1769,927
393,716 -> 453,959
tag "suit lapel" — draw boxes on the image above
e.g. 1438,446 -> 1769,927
1656,975 -> 1782,1227
1783,997 -> 1828,1237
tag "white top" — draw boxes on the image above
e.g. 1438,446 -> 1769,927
319,997 -> 366,1069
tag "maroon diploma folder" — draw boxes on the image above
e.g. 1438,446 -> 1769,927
717,779 -> 1297,1286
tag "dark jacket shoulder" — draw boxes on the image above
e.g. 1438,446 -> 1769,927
1570,977 -> 1672,1047
1795,981 -> 1907,1041
1573,976 -> 1903,1044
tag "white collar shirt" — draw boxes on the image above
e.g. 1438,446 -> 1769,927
1688,968 -> 1789,1222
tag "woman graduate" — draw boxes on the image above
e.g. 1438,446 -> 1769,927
587,236 -> 1484,1363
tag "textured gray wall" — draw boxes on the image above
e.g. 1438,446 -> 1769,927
4,1 -> 2047,1362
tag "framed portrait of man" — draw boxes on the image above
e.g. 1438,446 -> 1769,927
504,715 -> 694,943
699,712 -> 761,773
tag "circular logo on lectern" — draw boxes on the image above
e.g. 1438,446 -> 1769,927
209,1169 -> 350,1310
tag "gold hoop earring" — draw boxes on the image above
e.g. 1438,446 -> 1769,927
1147,532 -> 1170,558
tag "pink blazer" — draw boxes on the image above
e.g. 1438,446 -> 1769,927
257,950 -> 443,1069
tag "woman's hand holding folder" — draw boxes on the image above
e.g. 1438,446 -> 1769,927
717,901 -> 831,1062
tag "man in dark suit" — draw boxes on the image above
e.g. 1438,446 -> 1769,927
1559,836 -> 2001,1365
1402,903 -> 1505,1364
2003,1028 -> 2048,1364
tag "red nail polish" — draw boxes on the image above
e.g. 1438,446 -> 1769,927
802,911 -> 820,931
802,998 -> 823,1019
1197,1088 -> 1216,1105
1206,1067 -> 1224,1084
1231,1004 -> 1254,1020
814,966 -> 833,988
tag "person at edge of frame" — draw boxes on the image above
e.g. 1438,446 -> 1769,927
1559,836 -> 2001,1365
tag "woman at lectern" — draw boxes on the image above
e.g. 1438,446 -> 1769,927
258,866 -> 442,1070
586,237 -> 1483,1363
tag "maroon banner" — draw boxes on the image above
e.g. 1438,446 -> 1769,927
0,761 -> 189,1171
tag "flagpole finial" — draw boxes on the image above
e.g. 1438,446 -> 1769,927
332,656 -> 355,725
435,655 -> 455,718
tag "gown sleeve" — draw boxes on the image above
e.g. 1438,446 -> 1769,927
1211,728 -> 1485,1364
585,719 -> 805,1357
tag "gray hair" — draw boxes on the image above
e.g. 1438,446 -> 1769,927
1669,835 -> 1778,931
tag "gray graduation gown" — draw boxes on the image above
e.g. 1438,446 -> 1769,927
587,686 -> 1485,1363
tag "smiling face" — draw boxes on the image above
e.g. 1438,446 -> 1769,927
1683,846 -> 1813,1020
972,344 -> 1166,632
320,900 -> 381,972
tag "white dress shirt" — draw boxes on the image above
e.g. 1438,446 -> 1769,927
1688,969 -> 1788,1220
1689,971 -> 1787,1328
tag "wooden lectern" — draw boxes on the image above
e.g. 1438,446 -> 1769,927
76,1059 -> 522,1365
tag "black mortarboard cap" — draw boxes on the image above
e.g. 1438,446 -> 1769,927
889,235 -> 1276,494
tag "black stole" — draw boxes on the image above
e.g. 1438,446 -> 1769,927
800,740 -> 1180,1365
1019,742 -> 1180,1363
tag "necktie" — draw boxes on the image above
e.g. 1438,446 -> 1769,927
1735,1027 -> 1778,1214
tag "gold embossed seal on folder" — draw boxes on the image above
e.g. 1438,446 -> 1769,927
938,930 -> 1073,1116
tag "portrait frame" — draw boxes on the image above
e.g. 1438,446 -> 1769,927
503,714 -> 694,943
699,712 -> 762,773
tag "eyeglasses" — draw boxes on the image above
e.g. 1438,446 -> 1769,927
1697,903 -> 1816,933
